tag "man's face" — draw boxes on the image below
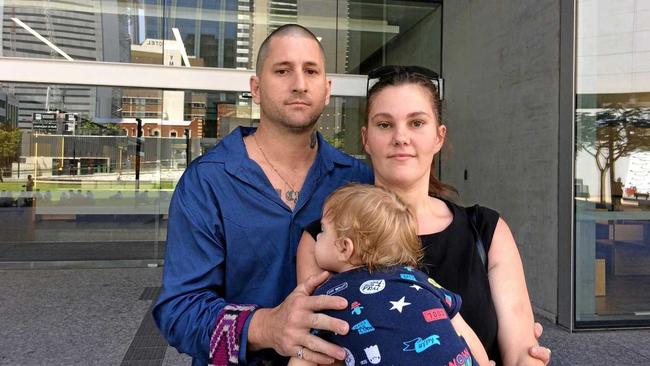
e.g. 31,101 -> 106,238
250,35 -> 331,134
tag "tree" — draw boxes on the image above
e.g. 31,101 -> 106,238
576,104 -> 650,206
0,125 -> 22,174
78,118 -> 125,136
323,130 -> 346,150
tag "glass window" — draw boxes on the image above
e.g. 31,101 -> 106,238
0,1 -> 442,267
0,84 -> 170,263
0,81 -> 369,263
1,0 -> 441,73
334,1 -> 442,74
574,0 -> 650,326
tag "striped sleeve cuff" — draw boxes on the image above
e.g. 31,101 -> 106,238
209,304 -> 257,366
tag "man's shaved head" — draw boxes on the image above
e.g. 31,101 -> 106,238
255,24 -> 326,75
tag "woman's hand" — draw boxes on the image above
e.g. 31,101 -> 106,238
528,322 -> 551,365
247,271 -> 348,364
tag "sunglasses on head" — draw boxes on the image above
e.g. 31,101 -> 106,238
366,65 -> 444,100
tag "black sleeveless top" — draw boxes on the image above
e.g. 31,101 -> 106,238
304,198 -> 502,363
419,199 -> 501,364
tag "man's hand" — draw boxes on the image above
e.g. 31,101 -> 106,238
248,271 -> 349,364
528,322 -> 551,365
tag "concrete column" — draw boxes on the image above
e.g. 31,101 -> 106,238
441,0 -> 561,320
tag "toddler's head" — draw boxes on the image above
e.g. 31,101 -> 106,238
315,184 -> 422,273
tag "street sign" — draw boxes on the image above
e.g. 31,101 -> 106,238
64,113 -> 77,134
32,112 -> 58,133
33,113 -> 56,121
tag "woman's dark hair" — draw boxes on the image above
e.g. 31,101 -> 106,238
365,65 -> 458,200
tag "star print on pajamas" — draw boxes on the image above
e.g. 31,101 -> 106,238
389,296 -> 412,313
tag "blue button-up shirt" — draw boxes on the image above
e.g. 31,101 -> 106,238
153,127 -> 373,365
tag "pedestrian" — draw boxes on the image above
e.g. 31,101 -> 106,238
153,24 -> 373,365
612,177 -> 624,211
24,175 -> 34,191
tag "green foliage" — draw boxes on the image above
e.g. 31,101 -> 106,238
0,125 -> 21,170
576,104 -> 650,203
323,130 -> 346,149
78,119 -> 125,136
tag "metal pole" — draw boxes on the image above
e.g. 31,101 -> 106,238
33,140 -> 38,178
135,118 -> 143,190
185,128 -> 190,167
61,135 -> 64,172
118,147 -> 122,175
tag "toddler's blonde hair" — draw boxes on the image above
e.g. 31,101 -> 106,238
323,184 -> 423,271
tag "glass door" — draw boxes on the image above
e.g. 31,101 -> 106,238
574,0 -> 650,326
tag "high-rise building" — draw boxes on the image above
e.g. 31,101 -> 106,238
1,2 -> 104,128
0,87 -> 19,127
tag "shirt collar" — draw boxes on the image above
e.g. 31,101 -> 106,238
199,126 -> 354,171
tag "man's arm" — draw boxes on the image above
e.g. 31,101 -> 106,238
153,166 -> 351,364
152,165 -> 242,364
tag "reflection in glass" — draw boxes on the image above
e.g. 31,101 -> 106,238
0,0 -> 443,266
338,1 -> 442,74
0,81 -> 368,263
574,0 -> 650,325
1,0 -> 441,73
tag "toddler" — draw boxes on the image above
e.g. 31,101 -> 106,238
289,184 -> 489,366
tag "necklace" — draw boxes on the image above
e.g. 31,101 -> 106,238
253,134 -> 300,204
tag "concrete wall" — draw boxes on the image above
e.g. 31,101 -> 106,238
441,0 -> 561,320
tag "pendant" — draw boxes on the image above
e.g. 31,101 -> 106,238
285,190 -> 299,203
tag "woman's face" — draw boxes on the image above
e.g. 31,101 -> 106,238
362,83 -> 446,191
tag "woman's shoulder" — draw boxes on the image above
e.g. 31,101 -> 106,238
460,202 -> 501,250
437,196 -> 500,223
468,204 -> 500,225
423,197 -> 501,250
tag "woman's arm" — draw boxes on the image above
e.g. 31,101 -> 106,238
450,313 -> 490,366
487,218 -> 545,366
297,231 -> 325,284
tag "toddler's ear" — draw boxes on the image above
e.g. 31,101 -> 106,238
336,237 -> 355,262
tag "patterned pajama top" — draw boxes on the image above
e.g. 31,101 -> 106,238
313,265 -> 479,366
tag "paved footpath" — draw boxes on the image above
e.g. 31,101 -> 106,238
1,267 -> 649,365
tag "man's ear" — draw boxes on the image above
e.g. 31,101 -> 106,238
250,75 -> 261,105
324,78 -> 332,106
336,237 -> 355,262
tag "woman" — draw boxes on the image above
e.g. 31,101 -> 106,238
297,66 -> 550,365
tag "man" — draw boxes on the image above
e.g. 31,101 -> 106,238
25,175 -> 34,191
153,24 -> 372,365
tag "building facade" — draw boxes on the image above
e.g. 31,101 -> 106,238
0,0 -> 648,331
0,88 -> 18,127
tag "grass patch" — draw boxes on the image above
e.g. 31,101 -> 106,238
0,180 -> 177,193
